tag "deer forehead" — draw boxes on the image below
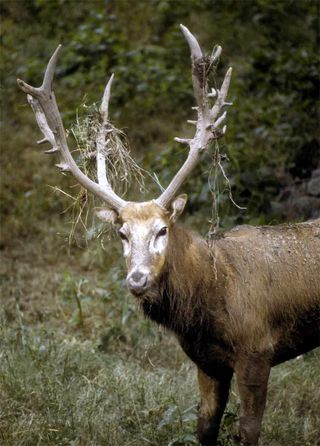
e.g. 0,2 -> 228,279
120,201 -> 170,229
123,219 -> 166,241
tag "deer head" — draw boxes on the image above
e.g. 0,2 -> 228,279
17,25 -> 232,297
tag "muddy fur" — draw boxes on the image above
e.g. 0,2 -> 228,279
142,226 -> 217,332
140,218 -> 320,360
123,206 -> 319,445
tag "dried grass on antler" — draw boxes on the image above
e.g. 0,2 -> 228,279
71,104 -> 145,197
67,102 -> 146,240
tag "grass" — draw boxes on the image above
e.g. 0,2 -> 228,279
0,324 -> 196,446
0,230 -> 319,446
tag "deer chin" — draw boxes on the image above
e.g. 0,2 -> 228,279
129,287 -> 147,297
129,281 -> 159,302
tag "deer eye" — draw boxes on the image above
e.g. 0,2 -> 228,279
118,230 -> 128,242
157,227 -> 168,237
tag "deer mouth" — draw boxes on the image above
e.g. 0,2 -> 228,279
127,273 -> 149,296
129,285 -> 147,297
127,277 -> 159,299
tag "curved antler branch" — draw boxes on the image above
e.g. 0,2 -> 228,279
156,25 -> 232,208
42,44 -> 62,92
180,24 -> 203,59
96,74 -> 115,191
17,46 -> 126,211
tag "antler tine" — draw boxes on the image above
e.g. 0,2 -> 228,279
42,44 -> 62,92
17,45 -> 62,98
180,24 -> 202,59
27,94 -> 57,150
156,25 -> 232,208
100,73 -> 114,117
211,67 -> 232,121
17,46 -> 126,211
180,24 -> 206,113
96,74 -> 114,191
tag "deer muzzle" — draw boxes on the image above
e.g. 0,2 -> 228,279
127,269 -> 150,296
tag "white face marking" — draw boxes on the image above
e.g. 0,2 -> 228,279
116,197 -> 187,296
119,217 -> 169,281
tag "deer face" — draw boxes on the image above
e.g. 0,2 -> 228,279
96,195 -> 187,296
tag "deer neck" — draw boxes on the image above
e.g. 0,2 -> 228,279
165,225 -> 214,296
142,225 -> 217,332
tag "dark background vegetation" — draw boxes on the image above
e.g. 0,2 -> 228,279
0,1 -> 319,445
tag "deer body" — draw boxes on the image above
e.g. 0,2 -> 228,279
18,25 -> 320,446
122,204 -> 320,445
143,219 -> 320,359
114,199 -> 320,445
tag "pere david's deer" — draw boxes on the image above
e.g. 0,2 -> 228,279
18,25 -> 319,446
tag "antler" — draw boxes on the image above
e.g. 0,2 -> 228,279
17,46 -> 126,211
18,26 -> 231,213
156,25 -> 232,208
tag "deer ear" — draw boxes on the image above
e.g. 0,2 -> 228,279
94,207 -> 119,225
169,194 -> 188,222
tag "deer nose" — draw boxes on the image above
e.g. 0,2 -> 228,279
127,271 -> 148,295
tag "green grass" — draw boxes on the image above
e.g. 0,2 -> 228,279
0,324 -> 197,446
0,234 -> 319,446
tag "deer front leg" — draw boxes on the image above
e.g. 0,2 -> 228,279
235,355 -> 271,446
197,367 -> 233,445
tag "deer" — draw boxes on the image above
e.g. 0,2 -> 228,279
17,25 -> 320,446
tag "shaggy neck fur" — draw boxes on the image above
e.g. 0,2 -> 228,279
142,225 -> 221,334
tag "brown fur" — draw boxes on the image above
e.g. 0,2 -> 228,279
115,200 -> 319,444
120,201 -> 170,223
146,219 -> 320,353
132,210 -> 320,445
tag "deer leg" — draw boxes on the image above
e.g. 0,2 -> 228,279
197,367 -> 233,446
235,356 -> 271,446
